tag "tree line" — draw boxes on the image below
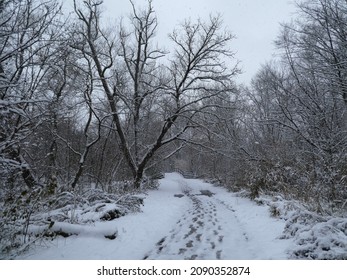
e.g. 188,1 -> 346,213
1,0 -> 346,222
194,0 -> 347,213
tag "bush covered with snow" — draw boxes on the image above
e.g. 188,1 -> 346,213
250,193 -> 347,260
0,187 -> 146,259
282,212 -> 347,259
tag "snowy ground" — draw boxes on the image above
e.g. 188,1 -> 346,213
19,173 -> 293,260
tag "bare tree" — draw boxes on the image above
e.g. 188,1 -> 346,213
0,0 -> 63,189
278,0 -> 347,106
118,0 -> 167,166
72,0 -> 239,187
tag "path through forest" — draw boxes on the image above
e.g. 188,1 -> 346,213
21,173 -> 292,260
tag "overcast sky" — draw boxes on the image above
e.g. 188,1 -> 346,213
101,0 -> 296,85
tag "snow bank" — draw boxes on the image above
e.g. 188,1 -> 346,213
283,212 -> 347,259
251,193 -> 347,260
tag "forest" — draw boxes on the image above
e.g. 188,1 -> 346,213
1,0 -> 347,258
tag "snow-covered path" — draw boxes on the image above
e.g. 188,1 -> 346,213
143,174 -> 291,260
21,173 -> 293,260
144,185 -> 252,260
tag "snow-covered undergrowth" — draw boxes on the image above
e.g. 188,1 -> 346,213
28,190 -> 145,236
0,187 -> 146,259
32,189 -> 145,224
248,193 -> 347,260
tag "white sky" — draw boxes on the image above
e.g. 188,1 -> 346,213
101,0 -> 296,85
